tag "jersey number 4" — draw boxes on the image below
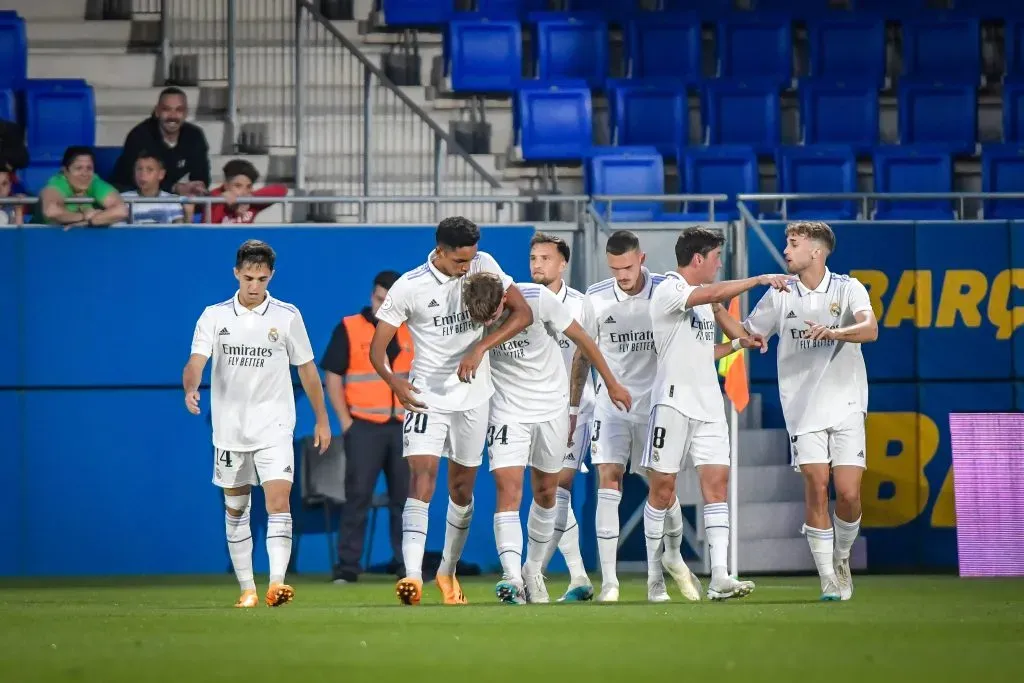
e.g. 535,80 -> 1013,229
486,425 -> 509,446
404,413 -> 428,434
218,450 -> 234,467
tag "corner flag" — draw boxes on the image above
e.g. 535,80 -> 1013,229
717,297 -> 750,413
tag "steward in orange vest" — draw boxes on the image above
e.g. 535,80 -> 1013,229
319,270 -> 412,583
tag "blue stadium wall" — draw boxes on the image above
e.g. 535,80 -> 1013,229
1,222 -> 1021,576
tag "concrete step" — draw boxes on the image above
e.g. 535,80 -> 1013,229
163,0 -> 304,21
737,465 -> 804,504
29,51 -> 158,88
26,20 -> 132,45
92,86 -> 201,114
259,152 -> 500,183
3,0 -> 87,20
736,501 -> 807,540
163,19 -> 364,45
96,116 -> 228,152
737,428 -> 790,468
737,537 -> 868,574
298,181 -> 516,224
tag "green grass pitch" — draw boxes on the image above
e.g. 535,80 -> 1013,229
2,574 -> 1022,682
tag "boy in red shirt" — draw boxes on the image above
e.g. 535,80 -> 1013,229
206,159 -> 288,224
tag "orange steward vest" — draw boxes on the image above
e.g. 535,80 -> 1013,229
342,314 -> 414,423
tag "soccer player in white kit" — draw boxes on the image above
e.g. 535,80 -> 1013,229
182,240 -> 332,608
742,221 -> 878,601
642,227 -> 788,601
461,271 -> 631,605
526,233 -> 597,601
369,217 -> 534,606
570,230 -> 701,603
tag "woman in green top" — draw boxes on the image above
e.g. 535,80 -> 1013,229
37,146 -> 129,227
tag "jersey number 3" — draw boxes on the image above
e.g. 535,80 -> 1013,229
486,425 -> 509,447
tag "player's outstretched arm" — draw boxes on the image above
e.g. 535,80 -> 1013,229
297,361 -> 332,454
370,320 -> 426,412
182,353 -> 208,415
457,284 -> 534,382
713,337 -> 762,361
564,321 -> 632,412
685,274 -> 791,309
713,302 -> 767,354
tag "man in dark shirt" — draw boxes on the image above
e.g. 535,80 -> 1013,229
321,271 -> 412,583
111,87 -> 211,195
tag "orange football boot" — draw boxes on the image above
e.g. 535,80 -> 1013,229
234,589 -> 259,608
435,574 -> 468,605
395,577 -> 423,605
265,583 -> 295,607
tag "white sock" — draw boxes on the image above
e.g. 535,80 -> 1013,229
596,488 -> 622,586
494,511 -> 523,582
543,487 -> 571,570
833,514 -> 861,561
643,502 -> 667,582
663,498 -> 684,563
703,502 -> 730,583
401,498 -> 430,580
225,510 -> 255,591
804,524 -> 838,583
266,512 -> 292,585
559,506 -> 588,582
437,497 -> 474,576
524,501 -> 557,575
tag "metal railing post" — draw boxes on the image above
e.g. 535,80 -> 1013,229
226,0 -> 238,152
361,65 -> 373,222
160,0 -> 171,84
294,3 -> 306,192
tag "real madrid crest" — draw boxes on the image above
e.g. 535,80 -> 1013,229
268,327 -> 279,342
829,301 -> 841,317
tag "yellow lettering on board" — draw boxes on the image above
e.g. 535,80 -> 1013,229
935,269 -> 987,329
850,269 -> 888,319
987,269 -> 1024,341
863,412 -> 940,528
883,270 -> 933,328
930,466 -> 957,528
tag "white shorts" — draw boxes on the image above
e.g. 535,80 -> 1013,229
402,402 -> 488,468
790,411 -> 867,470
487,412 -> 568,474
589,409 -> 647,471
562,411 -> 593,472
213,442 -> 294,489
639,405 -> 730,475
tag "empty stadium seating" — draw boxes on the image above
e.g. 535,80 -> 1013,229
532,14 -> 609,89
873,146 -> 954,220
445,19 -> 522,92
514,82 -> 593,161
588,149 -> 666,221
23,79 -> 96,162
981,145 -> 1024,219
626,14 -> 700,83
0,12 -> 26,90
680,146 -> 758,220
609,81 -> 687,156
776,145 -> 858,219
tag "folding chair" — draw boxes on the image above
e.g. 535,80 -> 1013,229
298,434 -> 347,569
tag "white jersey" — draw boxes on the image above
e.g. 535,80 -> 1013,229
376,250 -> 512,412
743,269 -> 873,436
580,268 -> 664,423
650,271 -> 726,423
488,282 -> 575,424
552,280 -> 596,416
190,291 -> 315,451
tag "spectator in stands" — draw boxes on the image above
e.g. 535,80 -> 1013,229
0,169 -> 24,226
36,146 -> 129,227
120,153 -> 192,224
320,270 -> 411,584
205,159 -> 288,224
111,87 -> 211,196
0,117 -> 29,174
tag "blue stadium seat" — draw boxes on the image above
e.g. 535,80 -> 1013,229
93,146 -> 121,183
0,13 -> 27,89
873,146 -> 954,220
20,163 -> 62,196
445,20 -> 521,92
901,18 -> 980,83
589,151 -> 665,221
534,16 -> 609,89
717,16 -> 792,87
583,144 -> 659,193
23,80 -> 96,161
626,14 -> 700,83
897,82 -> 977,154
381,0 -> 453,25
661,0 -> 729,18
610,82 -> 687,156
806,17 -> 886,87
776,145 -> 858,220
0,88 -> 14,121
473,0 -> 546,19
981,145 -> 1024,219
800,81 -> 879,154
1004,82 -> 1024,142
514,82 -> 592,161
679,145 -> 758,220
702,81 -> 780,155
1005,21 -> 1024,82
564,0 -> 639,22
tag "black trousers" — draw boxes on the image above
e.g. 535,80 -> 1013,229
337,417 -> 409,575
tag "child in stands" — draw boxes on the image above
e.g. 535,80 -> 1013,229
205,159 -> 288,224
120,153 -> 192,224
0,168 -> 24,226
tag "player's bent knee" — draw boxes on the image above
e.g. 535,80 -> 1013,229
648,472 -> 676,509
597,464 -> 624,490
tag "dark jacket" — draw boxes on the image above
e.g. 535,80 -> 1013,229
111,116 -> 211,192
0,119 -> 29,171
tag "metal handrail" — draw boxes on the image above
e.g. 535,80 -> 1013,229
298,0 -> 502,189
738,191 -> 1024,221
0,195 -> 588,206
